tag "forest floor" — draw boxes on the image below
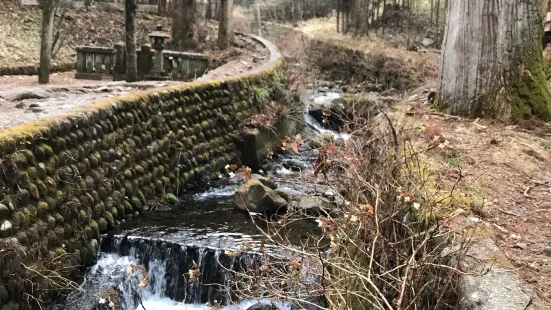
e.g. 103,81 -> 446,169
0,0 -> 240,71
274,17 -> 551,304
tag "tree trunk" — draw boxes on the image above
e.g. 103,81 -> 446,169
158,0 -> 166,16
354,0 -> 362,34
125,0 -> 137,82
255,0 -> 262,36
217,0 -> 233,49
172,0 -> 198,49
435,0 -> 440,28
439,0 -> 551,120
336,0 -> 340,32
205,0 -> 212,19
38,0 -> 55,84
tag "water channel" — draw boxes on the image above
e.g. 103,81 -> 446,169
53,91 -> 345,310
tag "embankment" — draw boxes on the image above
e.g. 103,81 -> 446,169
0,35 -> 283,308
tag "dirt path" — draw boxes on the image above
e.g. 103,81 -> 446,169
0,35 -> 268,130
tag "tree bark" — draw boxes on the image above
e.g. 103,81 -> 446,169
125,0 -> 137,82
38,0 -> 55,84
158,0 -> 166,16
439,0 -> 551,120
336,0 -> 340,32
217,0 -> 233,49
172,0 -> 199,49
205,0 -> 212,19
255,0 -> 262,36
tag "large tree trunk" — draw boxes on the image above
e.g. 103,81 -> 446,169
217,0 -> 233,49
172,0 -> 199,49
205,0 -> 212,19
38,0 -> 55,84
439,0 -> 551,120
125,0 -> 137,82
255,0 -> 262,36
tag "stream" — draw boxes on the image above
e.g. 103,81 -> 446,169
53,91 -> 346,310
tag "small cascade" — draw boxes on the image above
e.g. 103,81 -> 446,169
303,91 -> 351,142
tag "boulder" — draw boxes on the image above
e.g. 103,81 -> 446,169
295,196 -> 335,216
246,303 -> 279,310
0,204 -> 9,218
234,179 -> 288,213
251,174 -> 278,190
12,89 -> 49,101
422,37 -> 435,47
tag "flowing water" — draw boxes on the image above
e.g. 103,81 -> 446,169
56,89 -> 345,310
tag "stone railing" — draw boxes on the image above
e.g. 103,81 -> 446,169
75,44 -> 209,82
163,51 -> 209,81
0,34 -> 283,306
20,0 -> 158,12
75,46 -> 117,80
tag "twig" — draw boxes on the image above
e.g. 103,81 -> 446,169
499,208 -> 521,217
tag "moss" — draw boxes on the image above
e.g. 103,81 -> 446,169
510,37 -> 551,121
37,201 -> 49,218
47,215 -> 56,228
36,162 -> 47,179
130,197 -> 142,211
45,196 -> 56,209
45,156 -> 57,174
103,211 -> 115,228
166,193 -> 179,204
97,217 -> 108,232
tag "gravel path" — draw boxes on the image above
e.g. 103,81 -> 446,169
0,35 -> 268,130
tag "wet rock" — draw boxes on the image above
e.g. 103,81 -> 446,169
0,204 -> 9,218
543,245 -> 551,257
296,196 -> 335,216
251,174 -> 277,190
275,189 -> 290,202
28,103 -> 40,108
13,89 -> 49,101
0,302 -> 20,310
166,193 -> 179,204
0,220 -> 12,234
308,132 -> 334,149
261,162 -> 278,173
0,281 -> 8,302
31,108 -> 44,113
234,179 -> 287,213
246,303 -> 279,310
14,102 -> 25,109
283,160 -> 307,172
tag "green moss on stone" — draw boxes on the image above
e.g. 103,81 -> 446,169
97,217 -> 108,232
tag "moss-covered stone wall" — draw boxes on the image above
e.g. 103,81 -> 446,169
0,35 -> 283,308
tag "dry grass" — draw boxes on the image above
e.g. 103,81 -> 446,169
293,17 -> 440,82
0,2 -> 171,68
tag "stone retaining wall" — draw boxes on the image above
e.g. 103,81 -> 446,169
0,35 -> 283,308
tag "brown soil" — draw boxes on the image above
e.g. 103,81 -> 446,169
271,19 -> 551,304
399,89 -> 551,303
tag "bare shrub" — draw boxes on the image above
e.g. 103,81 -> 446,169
0,237 -> 81,309
222,107 -> 468,309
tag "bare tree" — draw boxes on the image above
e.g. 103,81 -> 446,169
38,0 -> 56,84
125,0 -> 138,82
172,0 -> 199,48
255,0 -> 262,36
217,0 -> 233,49
439,0 -> 551,120
205,0 -> 213,19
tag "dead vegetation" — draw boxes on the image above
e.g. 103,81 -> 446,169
223,101 -> 469,309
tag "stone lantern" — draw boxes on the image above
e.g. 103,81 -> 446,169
148,25 -> 170,78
